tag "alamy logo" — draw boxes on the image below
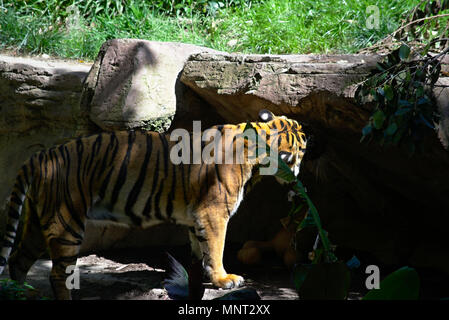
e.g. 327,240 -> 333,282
65,265 -> 80,290
366,5 -> 380,30
169,121 -> 281,175
365,265 -> 380,290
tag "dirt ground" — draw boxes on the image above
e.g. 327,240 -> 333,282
0,244 -> 302,300
2,244 -> 449,300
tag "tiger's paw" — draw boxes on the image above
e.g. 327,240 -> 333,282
213,273 -> 244,289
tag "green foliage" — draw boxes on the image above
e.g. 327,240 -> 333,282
392,0 -> 449,52
0,1 -> 211,59
0,6 -> 64,55
10,0 -> 126,20
0,279 -> 48,300
148,0 -> 256,17
363,266 -> 420,300
293,262 -> 351,300
242,122 -> 336,263
356,42 -> 445,155
3,0 -> 256,20
0,0 -> 423,60
213,0 -> 416,54
356,1 -> 449,155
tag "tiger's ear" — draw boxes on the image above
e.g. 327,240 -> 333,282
258,109 -> 275,122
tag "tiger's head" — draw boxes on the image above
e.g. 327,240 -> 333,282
256,109 -> 307,179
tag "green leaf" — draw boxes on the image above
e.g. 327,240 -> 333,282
362,124 -> 372,136
298,210 -> 316,229
416,69 -> 425,80
373,110 -> 386,129
247,125 -> 335,263
311,248 -> 324,264
363,266 -> 420,300
419,114 -> 434,129
384,85 -> 394,101
421,42 -> 431,56
399,44 -> 411,61
375,73 -> 388,84
23,283 -> 34,290
395,107 -> 411,116
377,87 -> 385,97
376,62 -> 387,71
392,128 -> 404,145
398,99 -> 412,107
405,70 -> 412,82
290,198 -> 306,215
293,264 -> 313,292
292,181 -> 335,262
385,122 -> 398,136
415,85 -> 424,97
273,153 -> 296,183
296,262 -> 351,300
397,71 -> 407,81
417,97 -> 429,105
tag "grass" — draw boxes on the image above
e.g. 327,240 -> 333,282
211,0 -> 420,54
0,0 -> 422,61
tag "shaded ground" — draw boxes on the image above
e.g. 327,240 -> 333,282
2,244 -> 449,300
0,244 -> 300,300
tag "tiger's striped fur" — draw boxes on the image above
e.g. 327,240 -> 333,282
0,110 -> 307,299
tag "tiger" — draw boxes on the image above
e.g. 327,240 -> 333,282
0,109 -> 307,299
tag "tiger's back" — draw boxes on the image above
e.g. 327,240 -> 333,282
75,130 -> 196,227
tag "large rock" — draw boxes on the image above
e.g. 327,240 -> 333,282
0,54 -> 90,134
0,54 -> 91,215
81,39 -> 222,132
180,52 -> 449,273
181,53 -> 380,130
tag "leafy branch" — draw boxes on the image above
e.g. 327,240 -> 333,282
356,42 -> 447,154
242,122 -> 337,263
360,0 -> 449,54
389,13 -> 449,42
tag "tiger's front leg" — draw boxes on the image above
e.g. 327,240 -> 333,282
193,210 -> 244,289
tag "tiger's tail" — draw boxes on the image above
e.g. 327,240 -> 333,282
0,163 -> 32,275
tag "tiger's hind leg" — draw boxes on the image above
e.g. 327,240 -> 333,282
48,246 -> 80,300
47,236 -> 84,300
8,198 -> 47,284
44,206 -> 86,300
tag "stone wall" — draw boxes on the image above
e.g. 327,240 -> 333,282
0,54 -> 90,212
